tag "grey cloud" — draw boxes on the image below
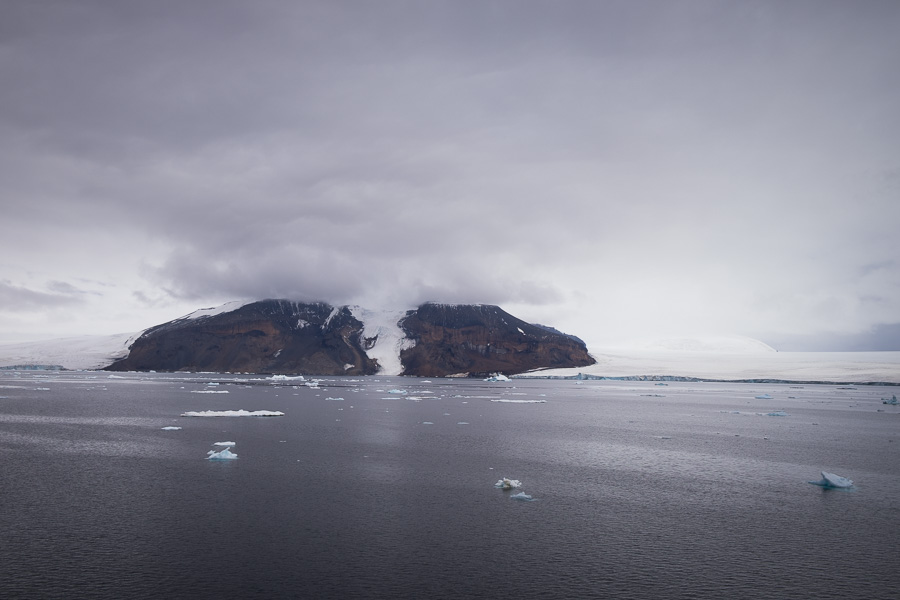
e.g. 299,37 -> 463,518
0,281 -> 84,310
2,1 -> 899,345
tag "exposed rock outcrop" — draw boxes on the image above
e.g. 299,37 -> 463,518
105,300 -> 378,375
398,303 -> 594,377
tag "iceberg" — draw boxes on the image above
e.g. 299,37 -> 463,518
808,471 -> 853,489
180,409 -> 284,417
755,394 -> 773,399
213,441 -> 236,446
495,478 -> 522,490
883,394 -> 898,405
161,426 -> 182,431
207,447 -> 238,460
190,390 -> 229,394
269,374 -> 306,382
484,374 -> 511,382
491,399 -> 546,403
510,492 -> 536,501
765,411 -> 788,417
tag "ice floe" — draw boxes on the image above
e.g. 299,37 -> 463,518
190,390 -> 229,394
181,409 -> 284,417
765,411 -> 789,417
490,398 -> 546,403
495,478 -> 522,490
325,397 -> 344,401
213,441 -> 236,446
161,426 -> 182,431
883,394 -> 898,405
755,394 -> 773,399
808,471 -> 854,489
207,447 -> 238,460
510,492 -> 536,501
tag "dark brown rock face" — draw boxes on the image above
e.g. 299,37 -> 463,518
398,303 -> 595,377
105,300 -> 377,375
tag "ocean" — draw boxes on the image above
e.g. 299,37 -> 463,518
1,371 -> 898,599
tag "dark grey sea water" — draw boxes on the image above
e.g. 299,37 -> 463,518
1,371 -> 898,599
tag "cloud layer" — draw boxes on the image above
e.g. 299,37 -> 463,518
2,0 -> 898,349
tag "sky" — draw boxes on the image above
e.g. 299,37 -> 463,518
1,0 -> 898,351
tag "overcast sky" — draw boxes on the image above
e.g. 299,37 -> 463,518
1,0 -> 898,350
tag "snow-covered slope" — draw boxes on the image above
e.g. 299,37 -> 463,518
0,332 -> 138,370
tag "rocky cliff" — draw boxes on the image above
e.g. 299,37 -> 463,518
105,300 -> 595,376
398,303 -> 594,376
105,300 -> 378,375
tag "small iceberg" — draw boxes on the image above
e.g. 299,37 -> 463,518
269,374 -> 305,382
882,394 -> 898,405
765,411 -> 788,417
495,478 -> 522,490
510,492 -> 536,502
808,471 -> 853,489
190,390 -> 229,394
484,374 -> 511,382
181,409 -> 284,417
755,394 -> 773,399
207,447 -> 238,460
161,426 -> 182,431
212,441 -> 236,446
387,389 -> 407,395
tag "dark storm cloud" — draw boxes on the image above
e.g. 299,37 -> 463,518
1,0 -> 898,346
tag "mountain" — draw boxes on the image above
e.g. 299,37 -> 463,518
398,303 -> 595,377
104,300 -> 595,376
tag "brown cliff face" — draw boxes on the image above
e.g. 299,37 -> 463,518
105,300 -> 377,375
398,303 -> 595,377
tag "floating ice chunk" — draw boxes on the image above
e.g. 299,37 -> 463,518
191,390 -> 229,394
765,411 -> 789,417
181,409 -> 284,417
107,375 -> 125,379
161,426 -> 182,431
808,471 -> 853,489
457,422 -> 469,425
484,374 -> 511,382
422,421 -> 434,425
325,397 -> 344,401
387,389 -> 407,395
207,447 -> 238,460
491,399 -> 546,403
268,374 -> 306,382
755,394 -> 773,399
213,441 -> 236,446
510,492 -> 536,501
883,394 -> 898,405
495,478 -> 522,490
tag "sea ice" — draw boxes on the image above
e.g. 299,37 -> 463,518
495,478 -> 522,490
510,492 -> 536,501
180,409 -> 284,417
765,411 -> 789,417
883,394 -> 898,405
388,389 -> 407,395
190,390 -> 229,394
755,394 -> 773,399
213,441 -> 236,446
808,471 -> 854,489
161,426 -> 182,431
325,397 -> 344,401
207,447 -> 238,460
